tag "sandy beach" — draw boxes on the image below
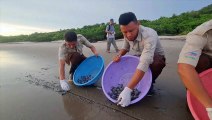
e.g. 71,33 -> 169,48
0,37 -> 194,120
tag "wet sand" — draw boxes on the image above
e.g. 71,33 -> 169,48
0,37 -> 193,120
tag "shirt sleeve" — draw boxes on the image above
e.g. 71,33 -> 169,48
137,35 -> 157,72
178,33 -> 207,67
79,35 -> 93,48
58,45 -> 65,60
122,39 -> 130,51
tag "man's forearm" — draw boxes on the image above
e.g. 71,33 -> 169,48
127,69 -> 145,89
90,46 -> 97,54
59,60 -> 66,80
178,63 -> 212,107
59,68 -> 65,80
118,49 -> 128,56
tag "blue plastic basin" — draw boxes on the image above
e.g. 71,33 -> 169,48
73,55 -> 104,86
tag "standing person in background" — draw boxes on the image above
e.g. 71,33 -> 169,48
58,31 -> 98,91
113,12 -> 166,107
178,20 -> 212,120
105,19 -> 119,53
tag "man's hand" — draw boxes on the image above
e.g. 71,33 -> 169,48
206,108 -> 212,120
113,54 -> 121,62
60,79 -> 70,91
90,46 -> 98,57
117,87 -> 132,107
94,51 -> 99,57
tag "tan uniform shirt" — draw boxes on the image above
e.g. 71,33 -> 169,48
178,20 -> 212,67
58,34 -> 92,60
122,25 -> 165,72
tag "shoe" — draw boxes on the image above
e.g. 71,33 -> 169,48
116,49 -> 120,53
106,50 -> 110,53
68,79 -> 73,84
68,74 -> 73,84
147,84 -> 155,97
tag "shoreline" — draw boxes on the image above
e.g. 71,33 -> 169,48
0,35 -> 186,44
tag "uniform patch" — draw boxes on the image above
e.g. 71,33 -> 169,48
185,51 -> 199,60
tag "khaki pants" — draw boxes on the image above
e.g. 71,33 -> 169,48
107,38 -> 119,52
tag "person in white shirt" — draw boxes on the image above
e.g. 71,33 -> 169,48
178,20 -> 212,120
105,19 -> 119,53
113,12 -> 166,107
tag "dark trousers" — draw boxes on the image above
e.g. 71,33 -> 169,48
195,53 -> 212,74
135,54 -> 166,84
67,52 -> 86,79
149,54 -> 166,83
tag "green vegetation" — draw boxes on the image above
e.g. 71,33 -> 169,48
0,4 -> 211,43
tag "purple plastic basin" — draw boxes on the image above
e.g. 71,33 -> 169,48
102,55 -> 152,104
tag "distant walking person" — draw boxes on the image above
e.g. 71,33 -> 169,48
105,19 -> 119,53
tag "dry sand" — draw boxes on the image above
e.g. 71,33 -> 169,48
0,37 -> 194,120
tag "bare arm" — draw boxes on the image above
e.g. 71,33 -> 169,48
118,49 -> 128,56
105,30 -> 112,34
90,45 -> 98,56
178,63 -> 212,107
105,26 -> 112,34
127,69 -> 145,89
113,49 -> 128,62
59,59 -> 66,80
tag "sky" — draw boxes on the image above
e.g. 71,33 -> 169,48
0,0 -> 211,36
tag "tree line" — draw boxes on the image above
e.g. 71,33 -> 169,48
0,4 -> 211,43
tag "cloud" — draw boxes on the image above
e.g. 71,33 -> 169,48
1,0 -> 211,36
0,23 -> 56,36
